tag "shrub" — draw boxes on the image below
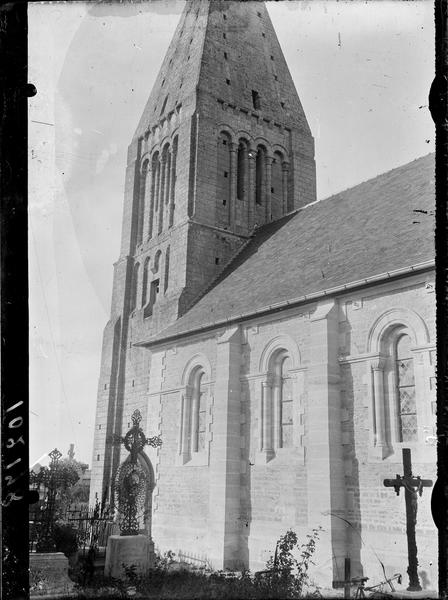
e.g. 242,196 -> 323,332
258,527 -> 322,598
53,522 -> 78,557
69,534 -> 322,599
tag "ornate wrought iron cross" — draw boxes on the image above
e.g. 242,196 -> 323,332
109,410 -> 162,535
109,409 -> 162,464
29,448 -> 69,552
383,448 -> 432,591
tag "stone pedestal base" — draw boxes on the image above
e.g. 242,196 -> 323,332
29,552 -> 76,598
105,535 -> 154,579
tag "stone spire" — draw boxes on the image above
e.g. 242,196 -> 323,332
134,0 -> 311,139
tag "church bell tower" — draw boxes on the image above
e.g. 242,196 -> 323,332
90,0 -> 316,505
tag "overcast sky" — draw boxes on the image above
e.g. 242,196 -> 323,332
29,0 -> 434,466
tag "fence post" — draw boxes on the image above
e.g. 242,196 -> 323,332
344,558 -> 351,599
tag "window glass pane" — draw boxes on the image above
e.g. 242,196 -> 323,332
396,334 -> 412,359
237,144 -> 245,200
395,334 -> 417,442
255,149 -> 264,204
397,358 -> 415,386
194,377 -> 206,453
399,388 -> 416,415
401,415 -> 418,442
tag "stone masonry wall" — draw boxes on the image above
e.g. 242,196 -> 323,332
339,271 -> 437,587
147,336 -> 219,558
240,310 -> 311,570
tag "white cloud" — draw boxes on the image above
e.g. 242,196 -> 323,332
95,142 -> 118,174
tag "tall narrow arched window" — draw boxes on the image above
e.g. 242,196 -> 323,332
158,145 -> 169,234
271,151 -> 284,220
153,249 -> 161,274
179,364 -> 209,464
260,347 -> 295,459
146,250 -> 160,312
216,131 -> 231,228
169,137 -> 178,228
394,334 -> 417,442
270,351 -> 294,449
160,94 -> 168,116
137,160 -> 149,245
164,148 -> 171,207
255,146 -> 266,205
164,246 -> 170,293
141,257 -> 150,306
129,263 -> 139,313
278,354 -> 293,448
191,371 -> 207,453
150,152 -> 160,238
368,317 -> 426,459
237,141 -> 247,201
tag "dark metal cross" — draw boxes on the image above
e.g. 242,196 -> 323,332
29,448 -> 70,552
383,448 -> 433,591
109,410 -> 162,535
109,409 -> 162,464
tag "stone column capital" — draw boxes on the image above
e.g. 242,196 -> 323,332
371,356 -> 386,371
282,161 -> 290,171
262,374 -> 274,388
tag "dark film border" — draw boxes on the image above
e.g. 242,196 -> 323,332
1,1 -> 29,599
432,0 -> 448,594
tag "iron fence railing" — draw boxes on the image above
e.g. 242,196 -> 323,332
66,504 -> 116,555
29,501 -> 115,554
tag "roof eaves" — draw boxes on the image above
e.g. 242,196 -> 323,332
134,258 -> 434,349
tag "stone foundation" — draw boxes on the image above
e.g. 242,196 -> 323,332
29,552 -> 75,598
104,534 -> 154,579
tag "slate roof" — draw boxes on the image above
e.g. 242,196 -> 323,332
146,153 -> 435,345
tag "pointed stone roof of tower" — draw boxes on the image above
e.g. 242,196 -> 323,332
134,0 -> 311,138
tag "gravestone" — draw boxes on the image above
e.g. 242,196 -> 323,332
105,535 -> 154,579
30,552 -> 76,598
29,448 -> 78,597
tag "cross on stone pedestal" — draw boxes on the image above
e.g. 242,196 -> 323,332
383,448 -> 432,591
108,409 -> 162,535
